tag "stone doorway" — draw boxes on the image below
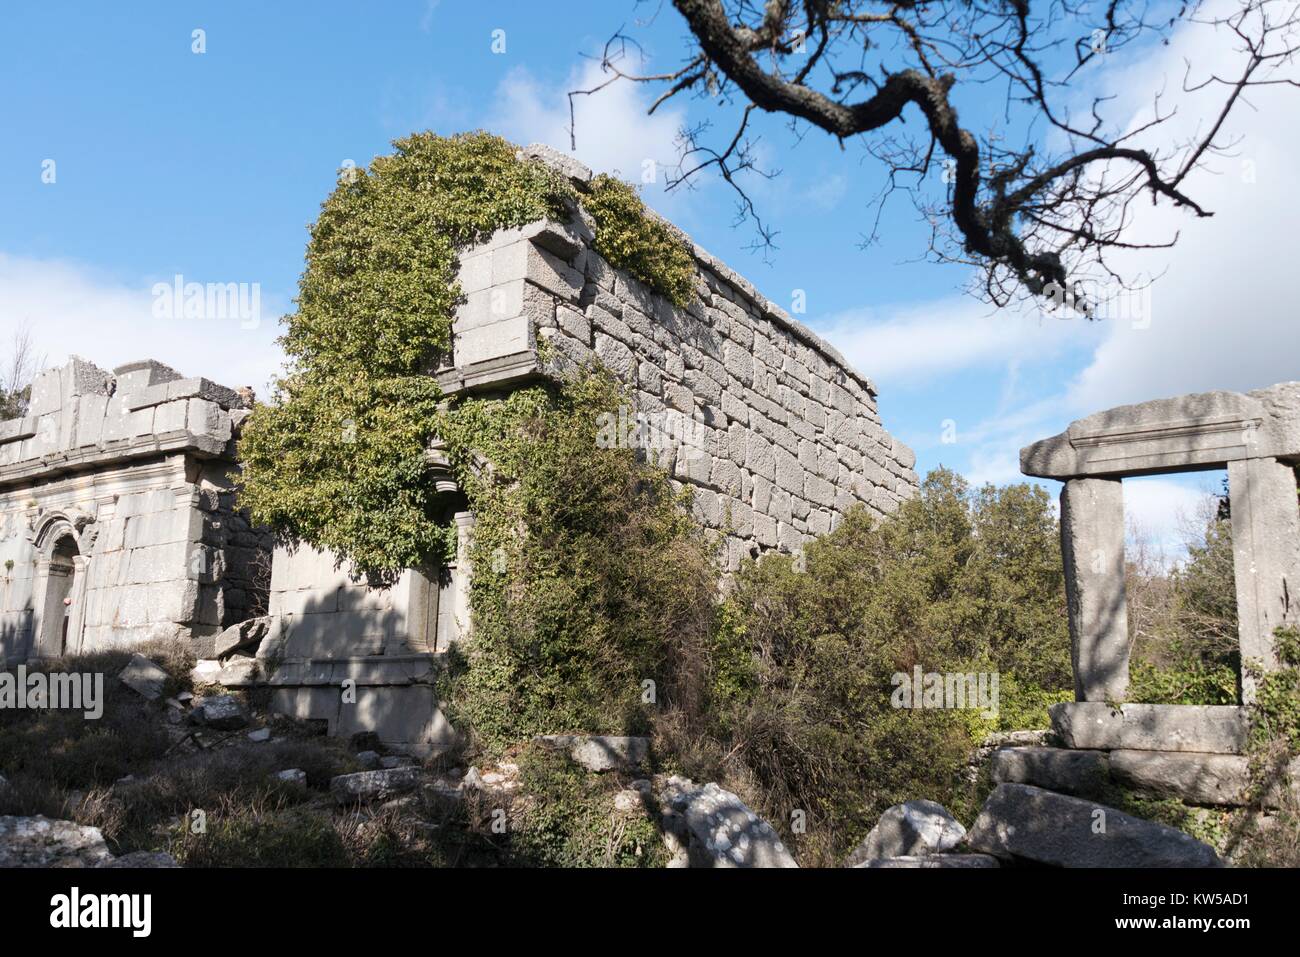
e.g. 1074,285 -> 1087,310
39,535 -> 80,657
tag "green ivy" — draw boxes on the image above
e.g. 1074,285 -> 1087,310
238,132 -> 701,586
585,174 -> 696,307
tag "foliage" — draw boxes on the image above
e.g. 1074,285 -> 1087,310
237,131 -> 575,584
507,744 -> 668,868
699,468 -> 1072,863
237,133 -> 702,586
1127,659 -> 1237,706
437,366 -> 718,749
585,174 -> 696,307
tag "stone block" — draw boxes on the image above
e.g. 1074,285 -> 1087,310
990,746 -> 1110,797
1110,750 -> 1300,807
967,784 -> 1222,867
1060,477 -> 1129,701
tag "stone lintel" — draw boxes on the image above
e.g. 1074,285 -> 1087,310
1050,702 -> 1250,754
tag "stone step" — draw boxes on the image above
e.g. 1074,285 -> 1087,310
989,746 -> 1110,798
1109,750 -> 1300,808
1050,702 -> 1249,754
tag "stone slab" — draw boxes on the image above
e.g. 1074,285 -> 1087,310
1050,702 -> 1249,754
967,784 -> 1223,868
990,746 -> 1111,797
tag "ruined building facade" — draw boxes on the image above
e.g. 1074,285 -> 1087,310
0,148 -> 919,753
0,359 -> 271,664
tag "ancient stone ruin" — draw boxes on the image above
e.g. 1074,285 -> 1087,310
264,147 -> 919,752
0,358 -> 271,664
987,383 -> 1300,820
0,148 -> 920,755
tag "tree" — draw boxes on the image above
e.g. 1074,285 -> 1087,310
575,0 -> 1299,310
0,326 -> 43,420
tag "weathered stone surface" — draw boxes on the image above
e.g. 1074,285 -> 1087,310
189,694 -> 249,730
1060,477 -> 1129,701
214,615 -> 270,659
330,767 -> 423,805
0,816 -> 114,868
844,800 -> 966,865
1021,382 -> 1300,479
990,746 -> 1111,797
98,850 -> 180,868
1109,750 -> 1300,807
119,653 -> 169,700
1049,702 -> 1249,754
214,656 -> 261,688
1119,704 -> 1249,753
1228,454 -> 1300,698
855,854 -> 1000,868
659,777 -> 797,868
536,734 -> 650,772
967,784 -> 1223,867
274,768 -> 308,788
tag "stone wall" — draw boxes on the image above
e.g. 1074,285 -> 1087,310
440,144 -> 918,569
0,358 -> 271,662
265,147 -> 919,752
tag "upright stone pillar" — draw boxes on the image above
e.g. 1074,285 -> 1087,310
1227,456 -> 1300,700
1060,477 -> 1129,702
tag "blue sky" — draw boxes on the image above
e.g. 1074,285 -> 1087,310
3,0 -> 1296,558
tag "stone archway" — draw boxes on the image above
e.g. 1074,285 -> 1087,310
29,511 -> 95,660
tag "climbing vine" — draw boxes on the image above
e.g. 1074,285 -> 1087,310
237,131 -> 696,586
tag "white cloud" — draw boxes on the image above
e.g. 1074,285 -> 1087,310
0,254 -> 288,397
1066,3 -> 1300,408
488,61 -> 687,189
818,296 -> 1097,388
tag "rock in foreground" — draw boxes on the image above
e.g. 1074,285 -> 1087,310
967,783 -> 1223,868
844,799 -> 966,866
330,767 -> 423,805
0,816 -> 115,868
659,778 -> 797,868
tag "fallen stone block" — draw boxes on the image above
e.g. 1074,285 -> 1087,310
191,659 -> 222,685
967,783 -> 1223,867
189,694 -> 249,731
214,656 -> 261,688
0,816 -> 115,868
118,653 -> 169,700
659,777 -> 798,868
855,854 -> 1000,868
214,616 -> 270,659
330,767 -> 423,805
536,734 -> 650,772
274,769 -> 307,788
844,799 -> 966,866
990,746 -> 1110,797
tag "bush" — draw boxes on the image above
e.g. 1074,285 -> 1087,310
506,743 -> 667,868
697,469 -> 1072,864
438,366 -> 718,749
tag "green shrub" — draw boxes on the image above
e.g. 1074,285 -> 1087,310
585,174 -> 696,307
507,743 -> 667,867
437,366 -> 718,749
701,469 -> 1073,864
